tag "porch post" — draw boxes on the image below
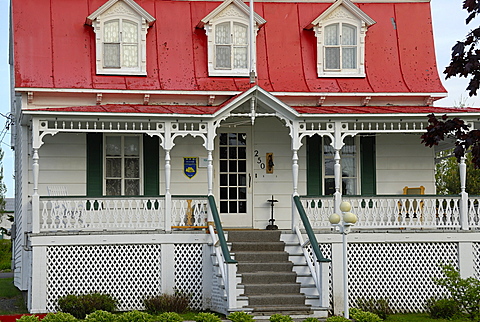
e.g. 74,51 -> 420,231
207,149 -> 214,222
165,149 -> 172,232
459,156 -> 469,230
332,122 -> 344,214
31,118 -> 42,234
32,148 -> 40,234
292,148 -> 299,230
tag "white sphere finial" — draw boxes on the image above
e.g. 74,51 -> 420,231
329,213 -> 341,224
343,212 -> 358,224
340,201 -> 351,212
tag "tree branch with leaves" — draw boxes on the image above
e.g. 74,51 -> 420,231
444,0 -> 480,96
421,113 -> 480,169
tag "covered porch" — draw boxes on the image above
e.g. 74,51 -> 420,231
24,86 -> 480,233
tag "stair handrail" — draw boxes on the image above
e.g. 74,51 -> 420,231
293,195 -> 330,263
207,195 -> 238,311
208,195 -> 237,264
294,195 -> 331,308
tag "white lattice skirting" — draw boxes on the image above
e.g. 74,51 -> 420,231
39,238 -> 477,314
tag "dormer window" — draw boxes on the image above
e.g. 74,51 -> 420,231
198,0 -> 266,77
324,23 -> 357,71
307,0 -> 375,78
86,0 -> 155,76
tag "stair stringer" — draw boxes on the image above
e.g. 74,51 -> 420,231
281,232 -> 326,309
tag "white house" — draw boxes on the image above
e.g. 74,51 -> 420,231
9,0 -> 480,316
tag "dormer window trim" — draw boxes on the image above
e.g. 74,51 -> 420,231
198,0 -> 266,77
307,0 -> 375,78
86,0 -> 155,76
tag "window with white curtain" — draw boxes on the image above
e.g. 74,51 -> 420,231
324,23 -> 357,71
215,22 -> 248,70
105,135 -> 142,196
103,19 -> 139,69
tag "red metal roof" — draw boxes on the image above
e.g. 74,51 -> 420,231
12,0 -> 446,95
29,105 -> 480,116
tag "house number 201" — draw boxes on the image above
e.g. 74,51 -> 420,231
254,150 -> 265,169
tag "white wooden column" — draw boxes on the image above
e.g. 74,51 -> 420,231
291,148 -> 300,231
164,149 -> 172,232
459,156 -> 469,230
31,119 -> 42,234
332,122 -> 345,214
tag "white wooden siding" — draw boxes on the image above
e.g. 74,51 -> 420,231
252,118 -> 296,229
376,133 -> 435,194
36,134 -> 86,196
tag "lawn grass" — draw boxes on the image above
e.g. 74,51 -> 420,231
0,278 -> 28,315
0,239 -> 12,272
386,313 -> 470,322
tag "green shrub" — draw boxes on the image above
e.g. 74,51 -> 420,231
58,293 -> 117,319
41,312 -> 77,322
426,297 -> 461,319
433,264 -> 480,320
116,311 -> 154,322
269,314 -> 293,322
0,239 -> 12,271
227,312 -> 254,322
84,310 -> 118,322
302,318 -> 319,322
325,316 -> 350,322
350,308 -> 382,322
156,312 -> 183,322
193,312 -> 222,322
15,316 -> 40,322
356,298 -> 392,320
144,292 -> 190,314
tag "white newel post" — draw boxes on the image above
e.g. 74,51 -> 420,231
292,149 -> 299,230
226,262 -> 238,311
165,149 -> 172,232
320,261 -> 330,308
459,157 -> 469,230
32,148 -> 40,234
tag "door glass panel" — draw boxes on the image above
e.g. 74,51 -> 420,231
219,132 -> 247,214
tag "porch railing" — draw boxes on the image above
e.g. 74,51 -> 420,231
301,195 -> 467,229
39,196 -> 208,232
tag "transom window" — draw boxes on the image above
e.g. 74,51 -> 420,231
324,23 -> 357,71
215,21 -> 248,70
104,135 -> 142,196
103,19 -> 139,69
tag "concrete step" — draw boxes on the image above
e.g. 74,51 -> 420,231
231,241 -> 286,252
242,283 -> 301,295
228,230 -> 281,242
237,262 -> 294,273
246,305 -> 312,314
241,272 -> 298,284
247,294 -> 307,306
234,251 -> 290,262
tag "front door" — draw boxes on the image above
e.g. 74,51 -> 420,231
216,129 -> 253,227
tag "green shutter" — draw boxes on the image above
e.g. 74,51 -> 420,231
86,133 -> 103,197
143,135 -> 160,196
307,135 -> 322,196
360,135 -> 376,196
